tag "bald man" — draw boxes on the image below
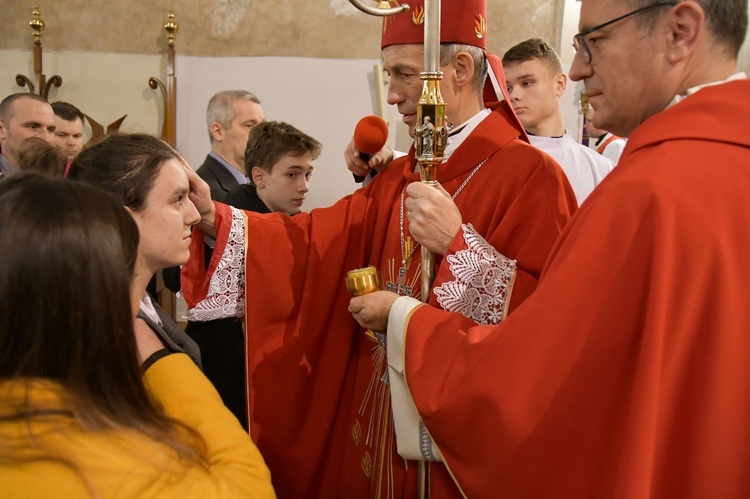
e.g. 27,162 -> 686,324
0,93 -> 56,177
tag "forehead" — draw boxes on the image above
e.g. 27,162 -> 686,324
504,59 -> 554,81
149,158 -> 188,194
7,98 -> 55,123
382,44 -> 424,71
272,152 -> 314,171
53,116 -> 85,133
579,0 -> 626,30
232,99 -> 264,121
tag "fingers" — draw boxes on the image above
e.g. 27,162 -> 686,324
348,292 -> 399,332
184,163 -> 203,188
403,181 -> 462,255
369,147 -> 394,173
435,182 -> 452,199
405,181 -> 434,198
345,138 -> 371,176
348,297 -> 364,314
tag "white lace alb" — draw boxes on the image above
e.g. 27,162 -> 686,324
186,207 -> 246,321
433,224 -> 517,325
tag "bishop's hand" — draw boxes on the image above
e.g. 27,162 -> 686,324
181,163 -> 216,237
405,182 -> 462,255
344,137 -> 395,177
349,291 -> 400,333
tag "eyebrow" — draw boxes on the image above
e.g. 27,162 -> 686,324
385,63 -> 420,74
279,164 -> 312,175
508,73 -> 538,84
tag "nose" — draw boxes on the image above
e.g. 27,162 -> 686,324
36,128 -> 52,143
184,197 -> 201,226
299,176 -> 310,193
569,52 -> 591,82
386,80 -> 405,106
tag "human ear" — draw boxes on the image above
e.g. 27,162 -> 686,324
555,72 -> 568,96
209,122 -> 224,142
251,166 -> 265,188
452,51 -> 475,89
664,1 -> 703,64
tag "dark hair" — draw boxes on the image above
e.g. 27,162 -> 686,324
0,173 -> 206,475
0,93 -> 49,121
16,137 -> 67,176
69,133 -> 177,211
245,121 -> 322,182
502,38 -> 564,74
628,0 -> 747,56
51,101 -> 85,125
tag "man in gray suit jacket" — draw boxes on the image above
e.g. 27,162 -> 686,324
196,90 -> 265,202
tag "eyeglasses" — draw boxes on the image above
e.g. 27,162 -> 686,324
573,2 -> 679,64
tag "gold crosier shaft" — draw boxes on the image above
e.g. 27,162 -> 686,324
415,0 -> 446,307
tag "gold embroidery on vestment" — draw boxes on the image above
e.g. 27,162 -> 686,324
361,451 -> 373,478
352,419 -> 362,446
353,257 -> 422,498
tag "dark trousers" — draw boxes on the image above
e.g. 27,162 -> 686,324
185,317 -> 248,430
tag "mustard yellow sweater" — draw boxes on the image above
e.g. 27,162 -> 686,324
0,354 -> 275,498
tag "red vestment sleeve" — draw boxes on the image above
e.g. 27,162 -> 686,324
182,201 -> 233,308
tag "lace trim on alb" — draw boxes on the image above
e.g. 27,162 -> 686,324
434,224 -> 516,326
186,207 -> 246,321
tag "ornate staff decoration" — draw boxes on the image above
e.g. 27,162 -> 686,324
414,0 -> 446,302
149,8 -> 179,146
579,92 -> 590,146
15,6 -> 63,99
348,0 -> 410,16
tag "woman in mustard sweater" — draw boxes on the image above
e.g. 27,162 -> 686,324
0,173 -> 275,498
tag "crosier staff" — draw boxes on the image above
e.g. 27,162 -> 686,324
413,0 -> 446,303
411,5 -> 445,496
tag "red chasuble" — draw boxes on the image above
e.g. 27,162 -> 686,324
401,80 -> 750,498
183,101 -> 575,498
